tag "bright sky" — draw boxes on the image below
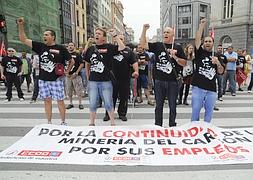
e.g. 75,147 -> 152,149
120,0 -> 160,42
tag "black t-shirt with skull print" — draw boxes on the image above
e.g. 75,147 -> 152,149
112,47 -> 137,80
84,43 -> 119,81
192,46 -> 218,92
148,42 -> 186,81
32,41 -> 72,81
1,56 -> 22,76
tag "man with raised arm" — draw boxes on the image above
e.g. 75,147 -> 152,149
191,18 -> 224,123
140,24 -> 186,127
17,17 -> 75,125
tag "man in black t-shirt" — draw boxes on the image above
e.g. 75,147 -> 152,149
191,18 -> 224,123
17,17 -> 75,125
215,45 -> 227,101
140,24 -> 187,127
65,42 -> 85,110
0,47 -> 24,101
136,44 -> 153,105
84,27 -> 125,126
103,34 -> 139,122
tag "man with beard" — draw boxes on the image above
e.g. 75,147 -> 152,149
191,18 -> 224,123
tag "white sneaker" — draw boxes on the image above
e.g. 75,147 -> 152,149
248,90 -> 252,93
218,97 -> 223,101
19,98 -> 25,101
4,98 -> 10,102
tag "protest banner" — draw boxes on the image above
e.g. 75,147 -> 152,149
0,122 -> 253,165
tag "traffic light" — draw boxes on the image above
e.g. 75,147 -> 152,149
0,14 -> 7,33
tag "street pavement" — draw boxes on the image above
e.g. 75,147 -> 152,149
0,83 -> 253,180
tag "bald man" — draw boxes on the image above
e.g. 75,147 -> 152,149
140,24 -> 186,127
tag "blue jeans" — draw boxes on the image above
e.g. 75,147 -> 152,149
88,81 -> 113,112
154,80 -> 178,127
80,68 -> 88,93
191,86 -> 217,123
223,70 -> 236,94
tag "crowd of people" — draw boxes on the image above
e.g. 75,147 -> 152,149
0,17 -> 252,127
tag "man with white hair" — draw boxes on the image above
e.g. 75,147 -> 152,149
140,24 -> 187,127
0,47 -> 25,101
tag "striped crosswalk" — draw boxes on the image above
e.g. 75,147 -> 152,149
0,84 -> 253,179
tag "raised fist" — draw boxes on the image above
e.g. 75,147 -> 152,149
108,29 -> 117,37
143,24 -> 150,30
17,17 -> 24,25
200,18 -> 207,24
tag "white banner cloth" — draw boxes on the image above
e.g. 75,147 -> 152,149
0,122 -> 253,165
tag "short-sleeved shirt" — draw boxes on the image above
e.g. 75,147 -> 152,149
32,41 -> 72,81
148,42 -> 186,81
237,55 -> 246,71
192,46 -> 218,92
112,47 -> 137,80
136,52 -> 149,75
224,51 -> 237,71
69,52 -> 83,75
1,56 -> 22,76
84,43 -> 118,81
215,53 -> 227,75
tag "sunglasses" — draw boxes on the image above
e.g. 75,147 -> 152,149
8,50 -> 14,52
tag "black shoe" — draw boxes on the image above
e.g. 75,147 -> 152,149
79,104 -> 84,109
183,101 -> 189,105
238,88 -> 243,91
66,104 -> 74,109
4,98 -> 11,102
213,106 -> 219,111
103,115 -> 110,121
119,116 -> 127,121
169,123 -> 177,127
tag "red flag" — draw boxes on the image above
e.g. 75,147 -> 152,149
0,40 -> 7,57
209,27 -> 215,39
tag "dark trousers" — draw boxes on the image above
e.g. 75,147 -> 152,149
178,83 -> 190,102
21,74 -> 31,90
247,72 -> 253,90
31,75 -> 39,100
5,74 -> 24,99
154,80 -> 178,127
217,74 -> 224,98
106,79 -> 130,117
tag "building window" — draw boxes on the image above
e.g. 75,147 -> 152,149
77,32 -> 80,47
82,0 -> 84,9
76,0 -> 78,5
178,28 -> 191,38
82,14 -> 85,28
76,10 -> 79,26
223,0 -> 234,19
200,4 -> 207,12
178,17 -> 191,25
178,5 -> 191,13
